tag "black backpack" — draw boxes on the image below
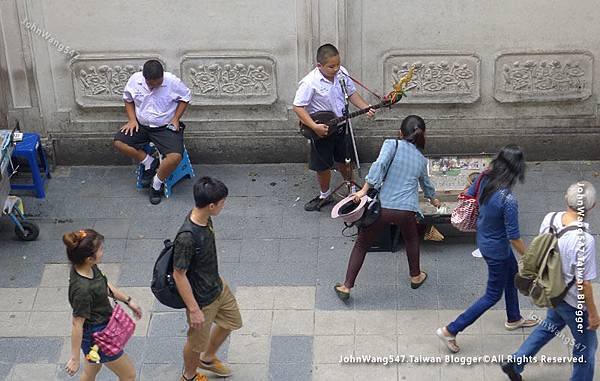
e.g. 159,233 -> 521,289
151,233 -> 189,309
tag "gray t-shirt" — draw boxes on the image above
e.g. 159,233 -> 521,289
539,212 -> 597,309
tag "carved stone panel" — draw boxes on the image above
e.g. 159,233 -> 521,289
181,54 -> 277,106
383,53 -> 480,104
494,51 -> 593,103
71,56 -> 162,107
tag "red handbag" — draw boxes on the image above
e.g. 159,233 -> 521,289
451,172 -> 486,232
92,278 -> 136,356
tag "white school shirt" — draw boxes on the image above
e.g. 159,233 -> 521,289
539,212 -> 597,310
122,72 -> 191,127
293,66 -> 357,117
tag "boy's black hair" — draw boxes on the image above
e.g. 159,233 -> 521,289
316,44 -> 339,64
193,176 -> 229,208
143,60 -> 164,80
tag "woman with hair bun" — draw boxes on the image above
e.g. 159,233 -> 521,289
64,229 -> 142,380
334,115 -> 441,301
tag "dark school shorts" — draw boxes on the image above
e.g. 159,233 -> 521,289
114,121 -> 185,156
308,125 -> 354,171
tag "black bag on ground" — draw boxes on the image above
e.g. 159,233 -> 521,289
151,236 -> 187,309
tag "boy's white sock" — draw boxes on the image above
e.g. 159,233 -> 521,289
320,188 -> 332,199
141,155 -> 154,170
152,174 -> 163,191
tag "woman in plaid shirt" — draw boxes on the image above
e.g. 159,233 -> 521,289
334,115 -> 440,300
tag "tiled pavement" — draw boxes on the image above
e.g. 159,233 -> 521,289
0,161 -> 599,380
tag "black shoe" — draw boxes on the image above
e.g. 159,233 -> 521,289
410,272 -> 428,289
140,159 -> 159,188
304,195 -> 334,211
500,361 -> 522,381
149,185 -> 163,205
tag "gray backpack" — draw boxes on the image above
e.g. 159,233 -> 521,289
514,213 -> 580,308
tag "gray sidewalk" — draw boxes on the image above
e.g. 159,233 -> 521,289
0,161 -> 599,380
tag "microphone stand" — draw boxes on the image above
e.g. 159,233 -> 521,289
332,75 -> 361,198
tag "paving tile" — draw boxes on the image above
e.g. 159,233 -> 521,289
355,335 -> 397,357
32,287 -> 69,312
93,218 -> 131,239
0,259 -> 43,287
124,238 -> 165,262
313,335 -> 354,364
26,311 -> 71,336
117,261 -> 154,287
240,238 -> 280,263
148,311 -> 188,337
352,285 -> 399,310
312,363 -> 355,381
272,310 -> 314,336
0,312 -> 31,337
235,286 -> 275,310
39,264 -> 70,287
398,334 -> 442,357
397,310 -> 439,335
228,334 -> 270,364
14,337 -> 63,363
0,338 -> 20,363
0,363 -> 11,381
268,361 -> 313,381
270,336 -> 313,364
352,364 -> 398,381
440,364 -> 485,381
273,286 -> 315,310
236,309 -> 272,336
219,239 -> 242,263
140,363 -> 182,381
143,337 -> 186,363
279,238 -> 319,263
96,263 -> 122,285
224,363 -> 268,380
9,363 -> 57,380
314,310 -> 354,336
355,311 -> 396,335
243,216 -> 282,239
0,288 -> 37,311
397,364 -> 442,381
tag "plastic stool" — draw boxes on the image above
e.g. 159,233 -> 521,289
10,133 -> 51,198
136,144 -> 195,198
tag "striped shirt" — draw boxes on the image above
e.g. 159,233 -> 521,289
365,139 -> 436,216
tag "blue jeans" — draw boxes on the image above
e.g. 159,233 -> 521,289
510,302 -> 598,381
447,254 -> 522,335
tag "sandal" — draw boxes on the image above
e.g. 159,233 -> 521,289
410,272 -> 428,289
436,327 -> 460,353
334,283 -> 350,301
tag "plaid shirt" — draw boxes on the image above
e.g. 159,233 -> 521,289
365,139 -> 435,216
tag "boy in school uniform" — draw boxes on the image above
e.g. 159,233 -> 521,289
293,43 -> 375,211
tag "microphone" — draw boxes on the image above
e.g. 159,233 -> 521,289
339,75 -> 349,101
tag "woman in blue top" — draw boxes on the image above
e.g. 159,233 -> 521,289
334,115 -> 441,300
436,145 -> 537,353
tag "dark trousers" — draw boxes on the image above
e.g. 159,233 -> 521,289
344,208 -> 422,287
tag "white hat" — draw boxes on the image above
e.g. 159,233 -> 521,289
331,195 -> 368,224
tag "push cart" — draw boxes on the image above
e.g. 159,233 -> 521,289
1,128 -> 39,241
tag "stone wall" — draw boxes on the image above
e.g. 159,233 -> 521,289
1,0 -> 599,164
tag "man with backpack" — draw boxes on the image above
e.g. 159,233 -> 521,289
501,181 -> 599,381
172,177 -> 242,381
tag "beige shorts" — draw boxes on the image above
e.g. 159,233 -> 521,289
186,282 -> 243,353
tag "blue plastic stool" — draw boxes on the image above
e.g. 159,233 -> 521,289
10,133 -> 51,198
136,144 -> 195,198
